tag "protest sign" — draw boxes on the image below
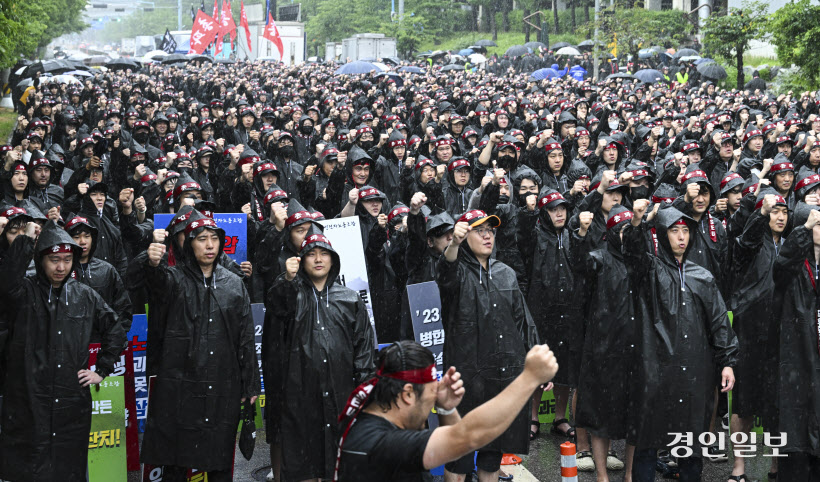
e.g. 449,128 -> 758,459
128,314 -> 149,433
406,281 -> 445,374
252,302 -> 265,427
154,213 -> 247,263
317,217 -> 376,331
88,376 -> 127,481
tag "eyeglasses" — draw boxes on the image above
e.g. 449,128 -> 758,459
472,226 -> 495,237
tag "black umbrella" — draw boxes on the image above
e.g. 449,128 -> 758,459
374,71 -> 404,87
550,41 -> 572,50
524,41 -> 547,51
606,73 -> 636,81
382,56 -> 401,66
215,58 -> 236,64
440,64 -> 464,72
697,62 -> 727,80
505,45 -> 531,57
65,59 -> 91,71
186,54 -> 213,64
577,39 -> 601,51
673,48 -> 699,59
161,53 -> 189,64
23,59 -> 74,78
474,39 -> 497,47
745,77 -> 767,92
634,69 -> 665,84
105,58 -> 141,71
467,45 -> 488,53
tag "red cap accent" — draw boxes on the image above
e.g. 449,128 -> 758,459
673,218 -> 688,226
358,188 -> 381,199
2,207 -> 26,217
448,159 -> 470,171
769,162 -> 794,173
65,216 -> 90,230
174,181 -> 201,197
651,196 -> 675,204
606,211 -> 633,230
264,189 -> 288,205
184,217 -> 218,235
435,137 -> 454,148
253,162 -> 277,177
681,170 -> 708,183
13,163 -> 26,172
742,183 -> 758,197
755,195 -> 787,211
169,211 -> 193,228
415,159 -> 434,171
545,142 -> 562,152
631,169 -> 649,178
238,156 -> 261,168
141,173 -> 157,183
389,139 -> 407,148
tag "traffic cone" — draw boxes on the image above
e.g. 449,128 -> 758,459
560,441 -> 578,481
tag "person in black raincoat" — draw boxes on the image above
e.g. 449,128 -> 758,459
436,209 -> 537,481
772,203 -> 820,479
0,221 -> 124,482
727,188 -> 787,480
25,151 -> 64,215
267,225 -> 375,481
65,214 -> 133,342
141,213 -> 259,481
442,157 -> 474,218
623,202 -> 737,482
574,204 -> 638,479
76,180 -> 129,278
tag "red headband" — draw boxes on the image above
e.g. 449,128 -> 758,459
45,243 -> 74,254
388,206 -> 410,223
286,211 -> 311,226
448,159 -> 470,171
389,139 -> 407,148
264,189 -> 288,205
301,233 -> 332,250
796,174 -> 820,190
742,183 -> 758,197
2,207 -> 26,217
13,163 -> 26,172
65,216 -> 89,230
673,219 -> 688,226
538,191 -> 565,208
174,181 -> 201,197
141,173 -> 157,183
681,170 -> 708,183
720,173 -> 742,190
651,195 -> 675,204
185,217 -> 218,235
606,211 -> 633,230
359,188 -> 381,199
755,195 -> 786,211
770,162 -> 794,173
254,162 -> 277,177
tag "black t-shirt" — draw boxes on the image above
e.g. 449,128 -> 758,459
338,412 -> 433,482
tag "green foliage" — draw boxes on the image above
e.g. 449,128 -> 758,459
593,7 -> 693,61
768,0 -> 820,89
702,0 -> 767,88
0,0 -> 85,67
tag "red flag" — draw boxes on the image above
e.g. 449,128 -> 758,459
212,0 -> 218,18
189,10 -> 219,54
221,0 -> 237,49
262,11 -> 284,59
214,3 -> 223,55
240,0 -> 252,53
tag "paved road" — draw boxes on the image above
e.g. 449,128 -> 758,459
129,426 -> 778,481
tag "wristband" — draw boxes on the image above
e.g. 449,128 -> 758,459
435,406 -> 456,416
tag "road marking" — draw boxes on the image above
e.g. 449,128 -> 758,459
503,464 -> 540,481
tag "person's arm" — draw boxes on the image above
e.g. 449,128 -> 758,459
623,200 -> 652,277
340,187 -> 359,218
352,296 -> 376,383
775,211 -> 820,279
421,345 -> 558,469
702,279 -> 737,393
0,225 -> 37,302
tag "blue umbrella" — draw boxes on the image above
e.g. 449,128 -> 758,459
334,61 -> 385,75
529,68 -> 561,80
458,48 -> 474,56
634,69 -> 665,83
398,66 -> 425,74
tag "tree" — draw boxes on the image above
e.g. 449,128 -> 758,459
768,0 -> 820,89
702,0 -> 767,89
595,7 -> 693,64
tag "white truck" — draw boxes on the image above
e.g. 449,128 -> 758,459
340,33 -> 397,62
121,38 -> 136,56
135,36 -> 156,57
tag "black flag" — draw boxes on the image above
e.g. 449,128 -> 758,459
200,0 -> 206,12
190,5 -> 196,21
161,28 -> 178,54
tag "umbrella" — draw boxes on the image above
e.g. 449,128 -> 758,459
524,41 -> 547,51
83,55 -> 109,67
468,53 -> 487,64
439,64 -> 464,72
416,50 -> 433,58
372,62 -> 390,71
65,70 -> 94,77
638,48 -> 657,59
448,54 -> 466,64
745,77 -> 767,92
694,58 -> 714,65
398,66 -> 425,74
49,75 -> 83,85
16,78 -> 34,89
334,60 -> 386,75
216,58 -> 236,64
673,48 -> 699,59
458,48 -> 474,56
429,50 -> 447,59
555,46 -> 582,56
505,45 -> 531,57
577,40 -> 600,51
467,45 -> 488,53
634,69 -> 665,83
105,58 -> 140,71
65,59 -> 91,71
382,57 -> 402,66
529,68 -> 562,81
161,54 -> 189,64
186,54 -> 213,63
606,73 -> 636,81
474,39 -> 497,47
142,50 -> 169,62
374,71 -> 404,87
550,41 -> 573,50
697,62 -> 727,80
650,46 -> 664,53
678,55 -> 701,63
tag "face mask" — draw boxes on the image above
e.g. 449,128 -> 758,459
301,125 -> 314,135
498,194 -> 510,204
134,132 -> 149,144
359,140 -> 374,151
177,166 -> 192,175
608,120 -> 619,130
630,186 -> 650,200
280,145 -> 295,158
497,155 -> 516,170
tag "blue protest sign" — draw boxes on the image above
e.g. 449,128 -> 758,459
154,213 -> 247,263
127,314 -> 148,432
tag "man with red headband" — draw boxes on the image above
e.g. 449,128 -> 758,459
336,340 -> 558,482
